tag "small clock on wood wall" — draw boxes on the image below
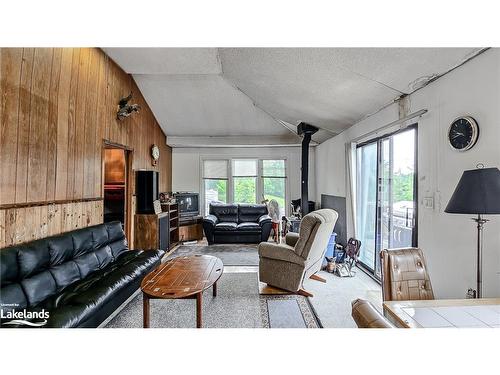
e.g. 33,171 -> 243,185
151,144 -> 160,166
448,116 -> 479,151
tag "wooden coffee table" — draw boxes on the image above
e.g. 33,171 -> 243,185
140,255 -> 224,328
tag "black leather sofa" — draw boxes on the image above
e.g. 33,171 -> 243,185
203,203 -> 272,244
0,221 -> 164,328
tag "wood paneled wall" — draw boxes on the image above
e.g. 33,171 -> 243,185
0,48 -> 172,247
0,201 -> 103,246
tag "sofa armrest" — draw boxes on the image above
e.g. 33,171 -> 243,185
285,232 -> 300,247
203,214 -> 219,226
258,214 -> 272,241
202,215 -> 218,244
258,214 -> 272,226
258,242 -> 305,266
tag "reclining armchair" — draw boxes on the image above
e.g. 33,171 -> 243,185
258,209 -> 338,296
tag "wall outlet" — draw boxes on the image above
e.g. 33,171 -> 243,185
422,196 -> 434,209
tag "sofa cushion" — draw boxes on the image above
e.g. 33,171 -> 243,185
215,222 -> 238,231
236,222 -> 261,232
20,270 -> 58,306
72,227 -> 95,257
238,204 -> 268,223
17,239 -> 51,279
105,221 -> 128,259
0,246 -> 20,285
210,203 -> 238,223
50,261 -> 81,292
0,284 -> 28,310
48,235 -> 75,266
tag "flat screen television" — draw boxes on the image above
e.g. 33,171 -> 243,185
175,192 -> 199,217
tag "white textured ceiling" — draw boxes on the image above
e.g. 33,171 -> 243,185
104,48 -> 221,75
103,47 -> 482,145
133,74 -> 292,137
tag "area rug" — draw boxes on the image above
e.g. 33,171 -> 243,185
260,295 -> 320,328
167,243 -> 259,266
105,272 -> 319,328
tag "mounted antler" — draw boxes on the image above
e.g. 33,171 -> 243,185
117,92 -> 141,120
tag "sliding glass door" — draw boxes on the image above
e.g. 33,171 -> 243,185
356,142 -> 378,268
356,126 -> 417,277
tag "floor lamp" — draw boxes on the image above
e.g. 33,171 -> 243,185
445,165 -> 500,298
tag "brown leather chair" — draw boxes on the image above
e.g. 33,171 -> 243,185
380,247 -> 434,302
351,299 -> 394,328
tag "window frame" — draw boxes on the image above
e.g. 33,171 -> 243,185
355,124 -> 418,278
201,159 -> 230,215
200,157 -> 289,216
232,159 -> 258,204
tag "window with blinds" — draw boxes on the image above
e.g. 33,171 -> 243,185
232,159 -> 257,204
203,160 -> 228,214
262,160 -> 286,218
201,158 -> 287,216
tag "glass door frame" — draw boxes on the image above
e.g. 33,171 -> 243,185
355,123 -> 419,278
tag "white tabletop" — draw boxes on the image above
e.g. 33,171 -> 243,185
383,298 -> 500,328
401,305 -> 500,328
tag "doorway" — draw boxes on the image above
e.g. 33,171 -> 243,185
103,142 -> 133,240
355,125 -> 418,278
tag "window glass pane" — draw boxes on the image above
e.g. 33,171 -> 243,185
233,177 -> 256,203
263,160 -> 285,177
204,179 -> 227,214
203,160 -> 228,179
263,177 -> 285,219
356,143 -> 377,270
233,159 -> 257,176
390,129 -> 415,248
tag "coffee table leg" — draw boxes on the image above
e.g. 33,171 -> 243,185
213,281 -> 217,297
196,292 -> 202,328
143,293 -> 150,328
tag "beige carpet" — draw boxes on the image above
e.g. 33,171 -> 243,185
304,268 -> 382,328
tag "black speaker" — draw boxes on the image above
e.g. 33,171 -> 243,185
136,171 -> 159,214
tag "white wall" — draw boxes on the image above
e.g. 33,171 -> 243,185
315,48 -> 500,298
172,146 -> 316,214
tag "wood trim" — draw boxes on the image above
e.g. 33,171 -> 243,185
102,139 -> 134,243
309,274 -> 326,283
103,139 -> 134,151
0,197 -> 103,210
297,289 -> 314,297
125,149 -> 134,245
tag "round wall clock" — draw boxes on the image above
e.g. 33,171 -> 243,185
448,116 -> 479,151
151,144 -> 160,166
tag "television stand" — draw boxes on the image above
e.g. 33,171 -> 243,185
160,203 -> 179,249
179,215 -> 203,242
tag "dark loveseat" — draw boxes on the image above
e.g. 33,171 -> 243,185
0,221 -> 164,328
203,203 -> 272,244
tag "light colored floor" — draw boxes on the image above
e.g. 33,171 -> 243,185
303,268 -> 382,328
171,238 -> 382,328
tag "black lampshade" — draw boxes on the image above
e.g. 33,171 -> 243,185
445,167 -> 500,214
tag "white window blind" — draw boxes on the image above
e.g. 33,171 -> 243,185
262,159 -> 286,177
203,160 -> 228,179
232,159 -> 257,177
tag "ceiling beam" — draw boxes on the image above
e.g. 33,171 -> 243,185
166,135 -> 318,148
